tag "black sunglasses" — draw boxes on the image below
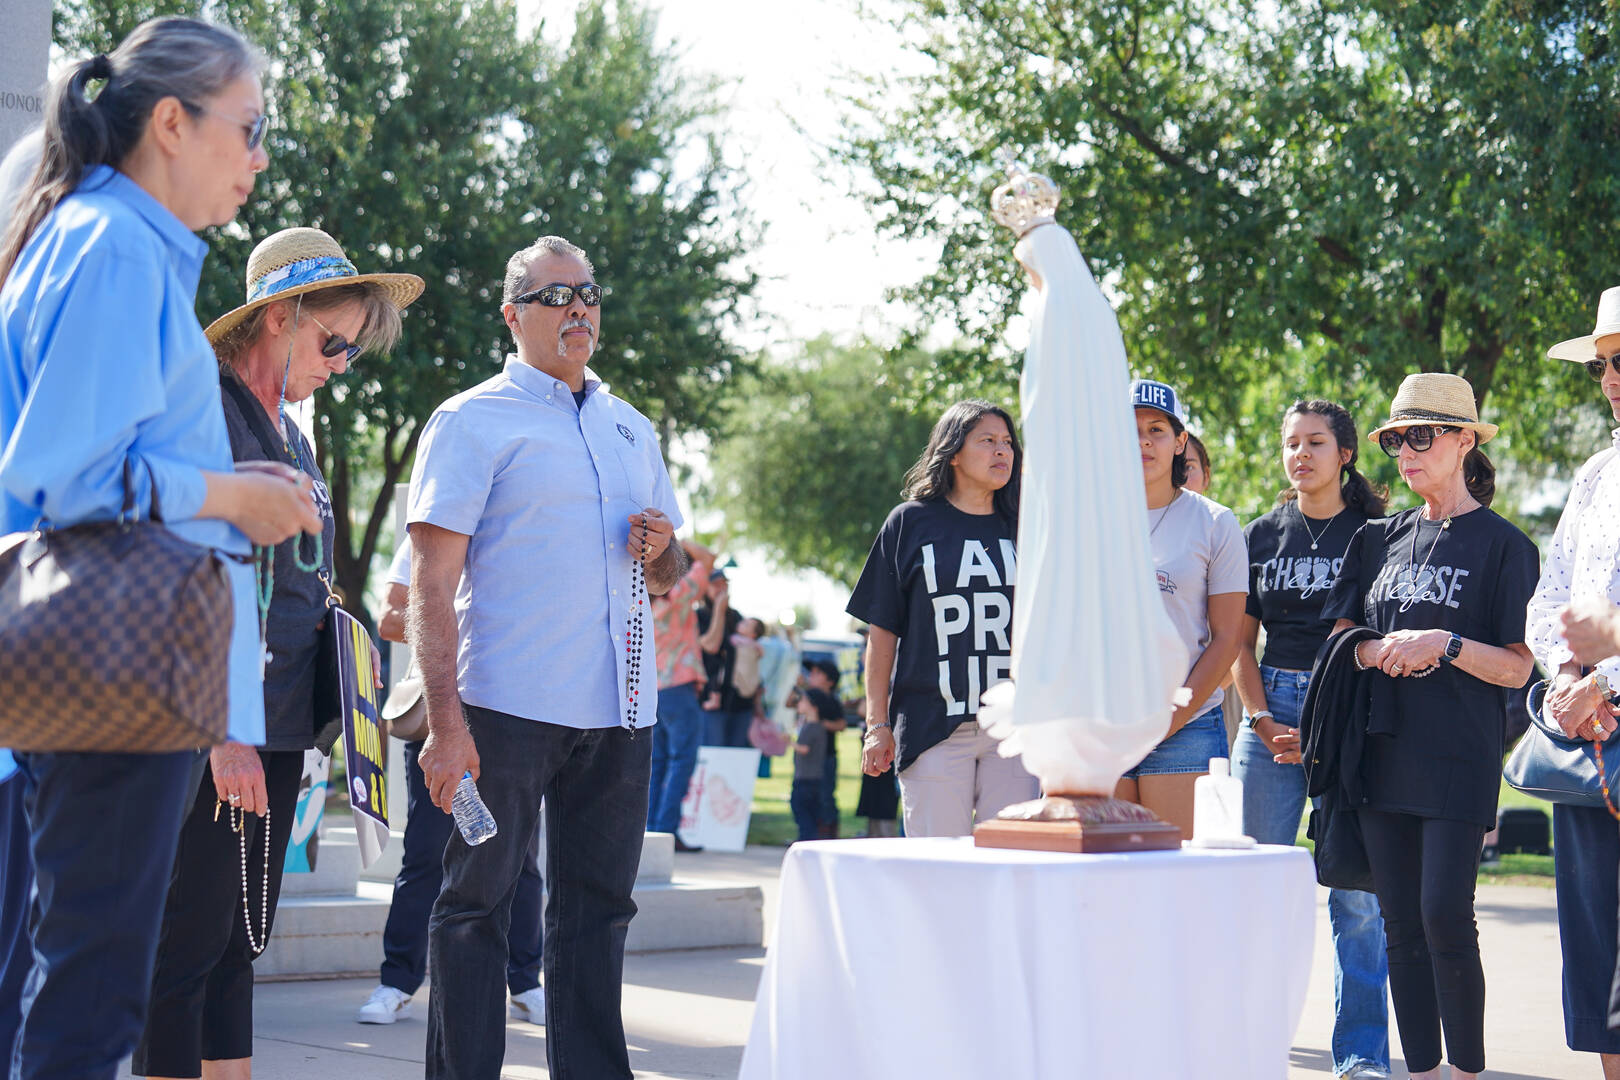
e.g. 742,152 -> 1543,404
1379,424 -> 1457,457
512,282 -> 606,308
309,313 -> 360,364
1586,356 -> 1620,381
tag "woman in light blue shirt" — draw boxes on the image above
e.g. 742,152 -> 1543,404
0,18 -> 319,1077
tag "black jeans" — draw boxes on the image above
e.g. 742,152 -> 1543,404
9,748 -> 198,1080
1550,803 -> 1620,1051
380,739 -> 542,996
1358,807 -> 1487,1074
426,706 -> 651,1080
132,750 -> 304,1076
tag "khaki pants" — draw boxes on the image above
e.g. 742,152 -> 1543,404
898,722 -> 1039,838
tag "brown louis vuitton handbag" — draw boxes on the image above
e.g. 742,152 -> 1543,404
0,460 -> 232,752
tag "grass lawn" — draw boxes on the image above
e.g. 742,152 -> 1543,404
745,740 -> 1562,887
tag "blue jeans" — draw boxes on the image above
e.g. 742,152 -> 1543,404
789,779 -> 821,842
0,777 -> 31,1068
1123,706 -> 1228,778
380,740 -> 542,997
647,683 -> 705,835
427,706 -> 650,1080
10,748 -> 198,1080
1232,665 -> 1389,1076
703,706 -> 751,748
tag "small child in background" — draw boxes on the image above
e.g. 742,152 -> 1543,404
790,676 -> 841,843
730,617 -> 766,700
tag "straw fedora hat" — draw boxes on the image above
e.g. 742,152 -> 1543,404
1367,372 -> 1498,444
205,227 -> 424,343
1548,286 -> 1620,363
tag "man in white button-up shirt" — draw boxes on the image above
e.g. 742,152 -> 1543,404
407,236 -> 687,1080
1525,285 -> 1620,1070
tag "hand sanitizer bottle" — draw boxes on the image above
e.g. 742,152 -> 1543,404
1191,758 -> 1255,848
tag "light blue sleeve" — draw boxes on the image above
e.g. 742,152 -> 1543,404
647,427 -> 684,532
0,750 -> 14,784
0,248 -> 207,526
407,406 -> 493,537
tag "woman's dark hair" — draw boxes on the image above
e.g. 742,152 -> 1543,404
901,399 -> 1022,522
0,17 -> 264,288
1463,445 -> 1496,507
1275,399 -> 1389,517
1184,431 -> 1211,485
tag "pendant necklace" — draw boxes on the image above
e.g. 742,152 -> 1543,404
1400,492 -> 1469,614
1297,501 -> 1343,552
1149,490 -> 1181,538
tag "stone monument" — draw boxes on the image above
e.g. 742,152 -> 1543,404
0,0 -> 51,160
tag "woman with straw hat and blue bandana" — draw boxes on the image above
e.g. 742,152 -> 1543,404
1322,372 -> 1539,1080
133,227 -> 422,1080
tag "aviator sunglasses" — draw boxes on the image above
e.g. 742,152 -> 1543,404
1586,355 -> 1620,381
308,313 -> 361,364
512,282 -> 607,307
1379,424 -> 1457,458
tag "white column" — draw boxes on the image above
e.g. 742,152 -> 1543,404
0,0 -> 50,159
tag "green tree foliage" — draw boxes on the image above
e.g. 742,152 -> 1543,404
840,0 -> 1620,521
56,0 -> 754,612
707,339 -> 954,587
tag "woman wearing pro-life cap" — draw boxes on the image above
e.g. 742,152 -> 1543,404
133,228 -> 421,1080
1322,372 -> 1538,1080
1116,379 -> 1247,838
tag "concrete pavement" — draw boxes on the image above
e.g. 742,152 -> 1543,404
122,847 -> 1595,1079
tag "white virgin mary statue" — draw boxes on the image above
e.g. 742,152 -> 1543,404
977,167 -> 1189,802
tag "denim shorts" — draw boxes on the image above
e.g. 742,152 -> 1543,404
1123,706 -> 1229,779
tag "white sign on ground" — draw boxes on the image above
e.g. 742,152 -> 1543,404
679,746 -> 759,853
0,0 -> 50,159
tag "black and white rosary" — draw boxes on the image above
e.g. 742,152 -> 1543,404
623,520 -> 648,734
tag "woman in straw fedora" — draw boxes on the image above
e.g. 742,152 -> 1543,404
133,227 -> 421,1080
1321,372 -> 1539,1080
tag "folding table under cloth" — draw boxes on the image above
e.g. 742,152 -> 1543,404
740,837 -> 1316,1080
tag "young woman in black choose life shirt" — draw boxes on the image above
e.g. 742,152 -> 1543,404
850,400 -> 1038,838
1322,374 -> 1538,1080
1231,400 -> 1392,1080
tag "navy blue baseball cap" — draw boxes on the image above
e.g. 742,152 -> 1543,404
1129,378 -> 1188,427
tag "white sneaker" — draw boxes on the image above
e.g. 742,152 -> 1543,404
356,984 -> 413,1024
509,985 -> 546,1025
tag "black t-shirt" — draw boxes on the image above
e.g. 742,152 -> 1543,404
696,604 -> 744,712
1322,507 -> 1540,827
846,500 -> 1016,774
220,375 -> 337,752
1245,503 -> 1368,671
806,686 -> 841,766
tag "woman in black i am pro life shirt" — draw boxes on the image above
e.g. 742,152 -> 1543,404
1323,374 -> 1538,1080
1231,399 -> 1391,1080
851,400 -> 1038,838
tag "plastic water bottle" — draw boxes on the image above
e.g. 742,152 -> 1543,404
452,772 -> 498,846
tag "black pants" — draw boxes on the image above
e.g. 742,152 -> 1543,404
379,739 -> 542,996
0,777 -> 31,1067
131,750 -> 303,1077
1550,803 -> 1620,1051
426,706 -> 651,1080
1358,808 -> 1487,1074
9,748 -> 198,1080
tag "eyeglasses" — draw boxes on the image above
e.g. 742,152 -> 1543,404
1378,424 -> 1457,457
188,103 -> 268,152
512,282 -> 606,308
308,313 -> 360,364
1586,356 -> 1620,381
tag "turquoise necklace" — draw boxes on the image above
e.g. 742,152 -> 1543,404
252,297 -> 329,674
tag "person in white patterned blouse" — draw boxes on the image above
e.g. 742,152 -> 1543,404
1525,284 -> 1620,1076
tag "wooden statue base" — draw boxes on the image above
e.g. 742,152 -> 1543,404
973,794 -> 1183,854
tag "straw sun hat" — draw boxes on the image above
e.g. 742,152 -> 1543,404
204,227 -> 424,343
1548,286 -> 1620,364
1367,372 -> 1498,444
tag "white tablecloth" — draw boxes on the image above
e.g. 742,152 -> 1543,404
740,837 -> 1315,1080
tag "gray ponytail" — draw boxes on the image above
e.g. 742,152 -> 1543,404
0,16 -> 264,287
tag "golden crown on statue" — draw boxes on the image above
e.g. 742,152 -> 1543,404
989,152 -> 1060,236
